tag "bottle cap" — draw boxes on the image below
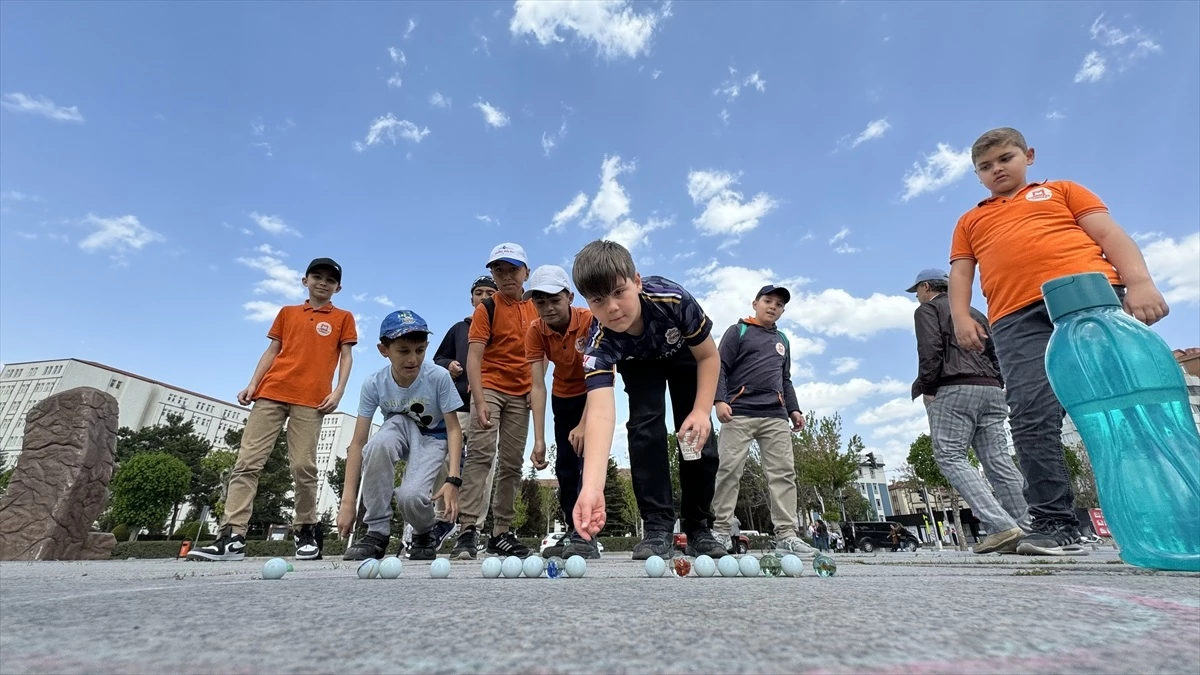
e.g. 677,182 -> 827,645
1042,273 -> 1121,322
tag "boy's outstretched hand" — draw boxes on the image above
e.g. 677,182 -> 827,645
573,487 -> 606,541
954,315 -> 989,352
337,501 -> 357,539
1123,281 -> 1169,326
433,484 -> 459,523
317,389 -> 343,414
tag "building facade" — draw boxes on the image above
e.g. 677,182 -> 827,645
1061,357 -> 1200,448
853,460 -> 893,518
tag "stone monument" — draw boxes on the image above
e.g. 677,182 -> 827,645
0,387 -> 119,560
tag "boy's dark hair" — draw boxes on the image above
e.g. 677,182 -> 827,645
925,279 -> 949,293
380,333 -> 429,348
572,240 -> 637,300
971,127 -> 1027,164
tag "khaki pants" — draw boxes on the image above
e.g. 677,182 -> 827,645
222,398 -> 323,536
458,390 -> 529,530
433,411 -> 496,522
712,416 -> 797,539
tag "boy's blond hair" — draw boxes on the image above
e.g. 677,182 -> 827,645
971,127 -> 1028,164
572,239 -> 637,300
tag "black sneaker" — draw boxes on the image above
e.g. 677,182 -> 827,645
632,530 -> 673,560
431,521 -> 458,552
685,528 -> 728,558
343,531 -> 389,561
452,527 -> 479,560
1016,520 -> 1089,557
543,535 -> 567,559
294,523 -> 323,561
186,526 -> 246,562
487,531 -> 531,558
561,530 -> 601,560
408,530 -> 438,560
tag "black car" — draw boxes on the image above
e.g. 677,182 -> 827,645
849,521 -> 920,553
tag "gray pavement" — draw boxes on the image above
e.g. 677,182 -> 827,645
2,548 -> 1198,674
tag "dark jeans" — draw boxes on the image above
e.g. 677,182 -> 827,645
991,288 -> 1123,526
551,394 -> 586,531
618,351 -> 719,536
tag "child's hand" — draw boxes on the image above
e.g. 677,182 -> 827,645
337,500 -> 357,539
715,402 -> 733,424
953,315 -> 989,352
237,386 -> 254,407
433,484 -> 459,523
448,360 -> 463,378
1123,281 -> 1169,326
317,390 -> 343,414
568,424 -> 586,456
678,410 -> 712,452
789,411 -> 806,432
573,487 -> 606,541
531,440 -> 549,470
475,406 -> 493,429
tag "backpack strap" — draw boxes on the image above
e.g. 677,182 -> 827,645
481,297 -> 497,345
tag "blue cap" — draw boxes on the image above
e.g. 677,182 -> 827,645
379,310 -> 430,340
906,268 -> 949,293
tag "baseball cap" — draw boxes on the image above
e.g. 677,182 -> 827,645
306,257 -> 342,282
755,284 -> 791,303
472,275 -> 498,291
523,265 -> 572,300
906,268 -> 949,293
486,242 -> 528,268
379,310 -> 430,341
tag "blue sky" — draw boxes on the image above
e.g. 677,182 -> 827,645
2,1 -> 1198,474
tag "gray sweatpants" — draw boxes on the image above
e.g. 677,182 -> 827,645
360,413 -> 448,537
926,385 -> 1031,533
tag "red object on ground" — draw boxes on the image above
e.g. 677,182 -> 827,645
1089,509 -> 1112,538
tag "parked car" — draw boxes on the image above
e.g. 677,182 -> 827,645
539,532 -> 604,555
850,521 -> 920,552
673,532 -> 750,555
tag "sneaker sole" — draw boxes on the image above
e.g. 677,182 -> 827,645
632,549 -> 672,560
186,551 -> 245,562
453,550 -> 477,560
1016,541 -> 1090,557
974,529 -> 1024,555
686,547 -> 727,559
295,551 -> 322,561
487,549 -> 531,559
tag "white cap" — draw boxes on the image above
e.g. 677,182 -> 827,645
523,265 -> 572,300
486,242 -> 528,268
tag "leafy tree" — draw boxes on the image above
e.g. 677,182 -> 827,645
666,432 -> 682,514
517,466 -> 546,537
0,465 -> 12,498
602,456 -> 636,536
116,413 -> 216,531
222,428 -> 294,536
1063,444 -> 1099,508
328,456 -> 347,505
511,488 -> 528,534
733,444 -> 771,533
793,412 -> 862,523
907,433 -> 972,550
538,483 -> 557,533
195,449 -> 237,519
840,487 -> 875,522
109,452 -> 192,541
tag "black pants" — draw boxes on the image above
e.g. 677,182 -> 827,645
552,394 -> 586,531
618,350 -> 719,535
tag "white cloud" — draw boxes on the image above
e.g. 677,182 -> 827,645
430,92 -> 451,108
831,357 -> 861,375
78,214 -> 164,255
1141,232 -> 1200,305
686,169 -> 779,238
542,119 -> 567,156
388,47 -> 406,65
473,100 -> 510,128
251,119 -> 265,135
387,74 -> 403,88
790,288 -> 918,339
852,119 -> 891,147
872,415 -> 930,442
652,69 -> 662,79
834,244 -> 861,254
236,255 -> 304,300
829,227 -> 851,244
856,396 -> 923,426
547,192 -> 589,233
585,155 -> 635,226
354,113 -> 430,151
252,141 -> 273,158
792,378 -> 909,417
404,18 -> 417,39
1,190 -> 44,203
256,243 -> 287,257
718,109 -> 730,125
509,0 -> 671,60
714,67 -> 766,103
744,71 -> 766,93
352,293 -> 368,302
1,93 -> 84,122
476,214 -> 500,226
249,212 -> 300,237
243,301 -> 283,323
901,143 -> 972,201
374,295 -> 396,308
1046,111 -> 1066,120
1074,51 -> 1107,84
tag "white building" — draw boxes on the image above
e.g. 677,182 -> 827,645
314,412 -> 380,518
853,458 -> 893,518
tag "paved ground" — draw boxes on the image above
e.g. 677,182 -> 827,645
1,547 -> 1198,674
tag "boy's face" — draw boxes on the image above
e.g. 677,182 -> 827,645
974,144 -> 1035,195
584,275 -> 642,333
378,338 -> 428,377
302,268 -> 341,301
752,293 -> 787,325
487,262 -> 528,299
532,290 -> 573,329
471,286 -> 496,307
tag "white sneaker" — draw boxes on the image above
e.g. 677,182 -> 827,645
712,530 -> 733,552
775,536 -> 817,555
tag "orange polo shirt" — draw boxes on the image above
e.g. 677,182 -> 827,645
525,307 -> 593,399
468,292 -> 536,396
254,301 -> 358,409
950,180 -> 1121,324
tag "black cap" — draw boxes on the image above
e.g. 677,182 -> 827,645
472,275 -> 497,291
306,257 -> 342,282
756,284 -> 791,303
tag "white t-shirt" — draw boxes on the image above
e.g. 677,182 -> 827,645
357,363 -> 463,438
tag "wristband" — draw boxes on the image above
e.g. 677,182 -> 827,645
445,476 -> 463,488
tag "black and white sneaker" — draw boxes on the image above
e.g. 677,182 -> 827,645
685,528 -> 728,558
186,527 -> 246,562
452,527 -> 479,560
632,530 -> 673,560
1016,520 -> 1089,557
431,521 -> 458,552
561,530 -> 601,560
294,524 -> 323,561
487,531 -> 531,558
343,531 -> 389,561
408,530 -> 438,561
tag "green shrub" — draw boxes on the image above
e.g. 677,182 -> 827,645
111,524 -> 131,542
171,521 -> 210,540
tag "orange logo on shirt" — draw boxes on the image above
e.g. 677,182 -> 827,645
316,321 -> 332,336
1026,187 -> 1053,202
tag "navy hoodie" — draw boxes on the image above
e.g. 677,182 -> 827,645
715,318 -> 800,419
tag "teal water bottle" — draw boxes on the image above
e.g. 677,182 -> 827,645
1042,273 -> 1200,571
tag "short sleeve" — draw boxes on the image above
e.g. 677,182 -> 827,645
949,214 -> 975,264
1062,181 -> 1108,220
525,321 -> 546,363
677,287 -> 713,346
467,302 -> 491,345
339,309 -> 358,346
435,368 -> 464,414
267,307 -> 287,341
582,324 -> 617,391
356,375 -> 379,419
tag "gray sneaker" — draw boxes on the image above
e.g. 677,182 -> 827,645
561,530 -> 602,559
632,530 -> 673,560
774,536 -> 817,555
973,527 -> 1024,554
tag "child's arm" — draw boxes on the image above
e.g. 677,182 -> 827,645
318,344 -> 354,414
714,325 -> 739,424
466,342 -> 489,428
568,399 -> 588,456
432,325 -> 462,378
238,339 -> 282,405
1078,212 -> 1170,325
530,358 -> 550,469
575,387 -> 616,540
949,259 -> 989,352
336,416 -> 374,538
678,335 -> 719,449
433,412 -> 463,523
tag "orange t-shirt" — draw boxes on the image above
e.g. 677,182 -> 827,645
254,301 -> 358,409
468,292 -> 536,396
950,180 -> 1120,324
525,307 -> 593,399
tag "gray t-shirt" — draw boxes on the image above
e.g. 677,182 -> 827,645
357,364 -> 463,438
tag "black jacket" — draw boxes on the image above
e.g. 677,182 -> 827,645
715,319 -> 800,419
433,317 -> 471,412
911,294 -> 1003,400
